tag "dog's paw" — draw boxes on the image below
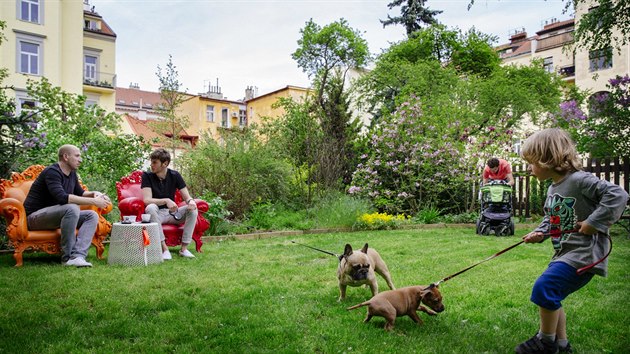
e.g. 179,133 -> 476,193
418,305 -> 438,316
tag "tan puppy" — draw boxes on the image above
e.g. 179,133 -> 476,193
347,285 -> 445,331
337,243 -> 395,301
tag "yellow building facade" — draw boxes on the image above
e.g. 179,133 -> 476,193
245,85 -> 310,128
0,0 -> 116,112
180,93 -> 245,141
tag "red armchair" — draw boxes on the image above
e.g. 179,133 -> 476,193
115,170 -> 209,252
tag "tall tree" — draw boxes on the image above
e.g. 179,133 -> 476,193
291,19 -> 368,192
292,18 -> 369,108
153,55 -> 191,163
20,78 -> 149,196
381,0 -> 443,37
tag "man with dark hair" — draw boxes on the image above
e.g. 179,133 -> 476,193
24,144 -> 112,267
141,148 -> 198,259
482,157 -> 514,186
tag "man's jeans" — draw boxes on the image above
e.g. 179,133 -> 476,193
27,204 -> 98,262
144,204 -> 197,245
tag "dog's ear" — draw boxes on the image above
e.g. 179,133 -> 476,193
343,244 -> 353,257
360,243 -> 369,254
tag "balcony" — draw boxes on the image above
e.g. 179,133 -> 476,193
83,71 -> 116,90
536,32 -> 573,52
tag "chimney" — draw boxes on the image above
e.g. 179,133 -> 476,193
510,30 -> 527,44
245,86 -> 255,100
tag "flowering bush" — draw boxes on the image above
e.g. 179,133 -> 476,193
551,74 -> 630,157
348,96 -> 482,215
354,212 -> 408,230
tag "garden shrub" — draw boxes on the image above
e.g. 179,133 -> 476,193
413,206 -> 442,224
199,190 -> 233,236
179,131 -> 292,219
348,96 -> 477,215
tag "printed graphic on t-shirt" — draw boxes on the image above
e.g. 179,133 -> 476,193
544,194 -> 577,250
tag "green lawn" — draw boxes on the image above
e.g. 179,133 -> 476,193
1,225 -> 628,353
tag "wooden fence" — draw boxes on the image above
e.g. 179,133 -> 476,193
511,157 -> 629,218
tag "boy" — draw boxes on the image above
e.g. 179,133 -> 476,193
515,128 -> 628,353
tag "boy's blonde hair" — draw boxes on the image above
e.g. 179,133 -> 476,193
520,128 -> 582,173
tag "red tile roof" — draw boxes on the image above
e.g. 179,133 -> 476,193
537,18 -> 574,35
123,114 -> 198,148
116,87 -> 164,109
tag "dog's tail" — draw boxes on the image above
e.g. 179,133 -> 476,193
346,301 -> 370,310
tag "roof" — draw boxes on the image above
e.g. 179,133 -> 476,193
245,85 -> 311,103
536,18 -> 574,35
116,87 -> 164,110
124,114 -> 198,148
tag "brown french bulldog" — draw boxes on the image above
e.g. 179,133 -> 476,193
337,243 -> 395,301
346,284 -> 445,331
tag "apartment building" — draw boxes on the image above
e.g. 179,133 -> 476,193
0,0 -> 117,112
179,83 -> 246,141
245,85 -> 310,128
497,4 -> 629,100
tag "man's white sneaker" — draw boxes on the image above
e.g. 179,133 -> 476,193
64,257 -> 92,267
179,249 -> 195,258
162,250 -> 172,260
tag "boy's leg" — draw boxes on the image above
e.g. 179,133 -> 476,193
517,262 -> 594,353
556,308 -> 567,343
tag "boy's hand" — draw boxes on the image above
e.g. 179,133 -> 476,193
577,221 -> 597,236
523,231 -> 544,243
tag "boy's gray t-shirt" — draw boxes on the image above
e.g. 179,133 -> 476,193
534,171 -> 629,277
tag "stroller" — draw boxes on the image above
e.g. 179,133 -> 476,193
476,180 -> 514,236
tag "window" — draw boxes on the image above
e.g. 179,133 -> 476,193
206,105 -> 215,122
15,90 -> 38,116
239,109 -> 247,127
18,40 -> 40,75
221,108 -> 229,127
543,57 -> 553,73
84,55 -> 97,83
84,19 -> 100,31
85,94 -> 99,108
589,48 -> 612,72
19,0 -> 40,23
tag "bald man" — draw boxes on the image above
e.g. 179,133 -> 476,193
24,144 -> 111,267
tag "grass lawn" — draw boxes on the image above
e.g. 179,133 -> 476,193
0,225 -> 628,353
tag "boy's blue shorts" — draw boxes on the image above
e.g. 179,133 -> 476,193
531,261 -> 595,310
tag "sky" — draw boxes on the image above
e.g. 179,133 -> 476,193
94,0 -> 572,101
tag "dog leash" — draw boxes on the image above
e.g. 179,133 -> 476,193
431,228 -> 595,287
291,240 -> 341,259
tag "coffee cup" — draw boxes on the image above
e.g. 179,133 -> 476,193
123,215 -> 136,223
141,214 -> 151,223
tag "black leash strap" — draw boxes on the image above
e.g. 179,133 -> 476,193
432,228 -> 584,286
291,241 -> 340,258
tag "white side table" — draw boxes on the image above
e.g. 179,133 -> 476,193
108,222 -> 163,266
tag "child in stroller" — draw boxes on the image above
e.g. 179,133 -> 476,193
476,180 -> 515,236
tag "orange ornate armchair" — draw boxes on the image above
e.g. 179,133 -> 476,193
115,170 -> 209,252
0,165 -> 113,267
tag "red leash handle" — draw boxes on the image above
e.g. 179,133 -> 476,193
576,234 -> 612,275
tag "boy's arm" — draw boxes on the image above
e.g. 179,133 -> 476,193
582,176 -> 629,233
